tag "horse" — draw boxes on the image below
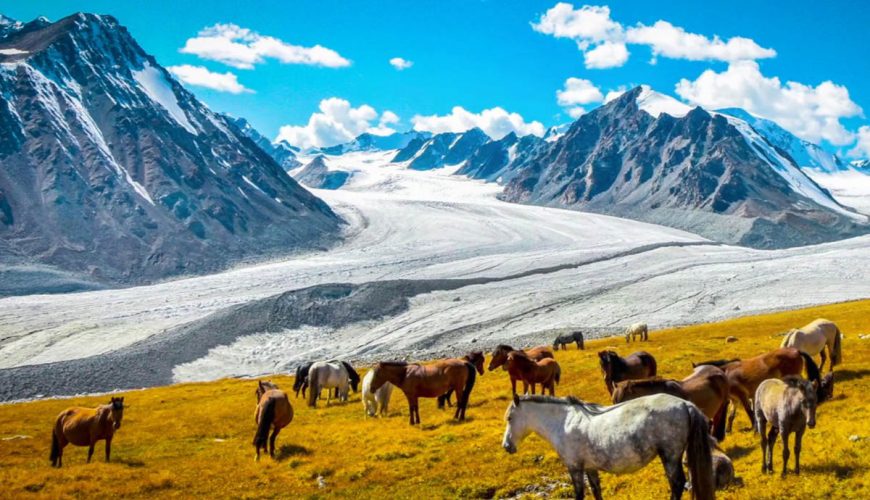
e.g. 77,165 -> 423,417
307,361 -> 358,408
439,351 -> 485,408
505,351 -> 561,396
489,344 -> 554,372
362,367 -> 394,417
554,331 -> 585,350
253,381 -> 294,460
780,318 -> 843,372
755,376 -> 818,476
50,396 -> 125,468
611,364 -> 730,441
598,350 -> 657,395
625,323 -> 649,343
694,347 -> 821,432
293,362 -> 313,398
370,359 -> 476,425
502,394 -> 714,500
684,437 -> 734,490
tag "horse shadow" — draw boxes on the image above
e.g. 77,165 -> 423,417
832,369 -> 870,383
114,457 -> 146,468
801,462 -> 864,479
723,444 -> 754,461
275,443 -> 312,461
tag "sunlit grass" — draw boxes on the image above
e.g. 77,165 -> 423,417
1,300 -> 869,498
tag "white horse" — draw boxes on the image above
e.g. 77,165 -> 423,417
362,368 -> 393,417
780,318 -> 842,372
502,394 -> 714,500
307,361 -> 351,408
625,322 -> 649,343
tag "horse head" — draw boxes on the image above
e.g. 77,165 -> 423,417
820,372 -> 835,402
502,394 -> 528,454
598,350 -> 616,374
109,396 -> 125,429
466,351 -> 485,375
341,361 -> 360,392
785,376 -> 818,429
488,345 -> 513,372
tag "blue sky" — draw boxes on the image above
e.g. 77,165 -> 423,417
6,1 -> 870,155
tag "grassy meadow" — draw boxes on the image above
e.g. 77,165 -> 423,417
1,300 -> 869,499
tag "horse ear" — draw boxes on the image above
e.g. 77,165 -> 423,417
513,394 -> 520,407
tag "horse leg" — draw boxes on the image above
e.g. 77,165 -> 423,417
568,466 -> 586,499
766,426 -> 779,474
530,382 -> 536,395
660,451 -> 686,500
739,393 -> 754,430
511,377 -> 518,396
819,349 -> 827,373
586,470 -> 603,500
269,427 -> 280,458
105,436 -> 112,462
794,427 -> 804,475
758,416 -> 769,473
780,430 -> 791,478
87,442 -> 95,463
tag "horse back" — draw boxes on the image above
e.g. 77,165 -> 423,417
526,346 -> 554,361
56,407 -> 104,445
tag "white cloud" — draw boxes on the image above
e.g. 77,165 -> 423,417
532,3 -> 774,69
675,61 -> 862,146
625,21 -> 775,63
567,107 -> 587,119
604,86 -> 626,103
167,64 -> 252,94
848,126 -> 870,158
412,106 -> 545,139
180,23 -> 350,69
556,78 -> 603,117
389,57 -> 413,70
275,98 -> 398,149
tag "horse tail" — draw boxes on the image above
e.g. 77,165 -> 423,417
554,363 -> 561,384
780,330 -> 795,348
307,370 -> 319,408
253,397 -> 275,449
832,326 -> 843,367
713,397 -> 728,442
49,428 -> 59,464
461,361 -> 477,410
647,354 -> 658,377
799,351 -> 821,387
685,405 -> 715,500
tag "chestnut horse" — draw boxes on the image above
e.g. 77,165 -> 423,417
694,348 -> 821,432
254,381 -> 294,460
612,364 -> 730,441
439,351 -> 485,408
50,397 -> 125,467
488,344 -> 553,372
371,359 -> 477,425
505,351 -> 561,396
598,350 -> 658,395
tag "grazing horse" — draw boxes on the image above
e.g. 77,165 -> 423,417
293,362 -> 313,398
598,350 -> 657,395
439,352 -> 485,407
694,348 -> 821,432
50,397 -> 125,468
780,318 -> 843,372
625,323 -> 649,343
505,351 -> 561,396
362,368 -> 394,417
502,394 -> 714,500
553,331 -> 585,350
755,376 -> 818,476
684,438 -> 734,490
253,381 -> 294,460
488,344 -> 553,372
307,361 -> 354,407
370,359 -> 477,425
612,364 -> 730,441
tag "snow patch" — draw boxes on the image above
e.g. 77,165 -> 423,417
0,48 -> 27,55
132,62 -> 198,135
635,85 -> 692,118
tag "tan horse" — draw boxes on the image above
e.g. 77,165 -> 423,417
370,359 -> 476,425
694,348 -> 821,432
488,344 -> 553,372
780,318 -> 843,372
505,351 -> 561,396
612,364 -> 730,441
755,376 -> 818,476
50,396 -> 125,467
254,381 -> 294,461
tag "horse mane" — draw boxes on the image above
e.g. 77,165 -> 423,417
340,361 -> 360,384
693,358 -> 740,368
493,344 -> 515,353
378,361 -> 409,367
781,375 -> 805,388
519,395 -> 612,416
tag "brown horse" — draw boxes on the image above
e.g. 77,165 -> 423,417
488,344 -> 553,372
598,350 -> 657,395
50,396 -> 125,467
694,348 -> 821,432
612,364 -> 730,440
254,381 -> 294,461
440,351 -> 485,407
371,359 -> 476,425
505,351 -> 561,396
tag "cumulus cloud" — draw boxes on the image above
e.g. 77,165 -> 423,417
532,3 -> 774,69
556,78 -> 604,117
412,107 -> 545,139
389,57 -> 413,70
167,64 -> 253,94
603,86 -> 627,103
848,126 -> 870,158
180,23 -> 350,69
275,98 -> 398,149
675,61 -> 862,146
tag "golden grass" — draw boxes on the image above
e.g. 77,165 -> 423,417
2,300 -> 870,499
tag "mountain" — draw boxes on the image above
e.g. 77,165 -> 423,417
319,130 -> 430,155
500,86 -> 867,249
456,132 -> 547,183
294,155 -> 350,190
0,13 -> 342,289
228,116 -> 301,170
851,159 -> 870,170
392,128 -> 490,170
717,108 -> 847,172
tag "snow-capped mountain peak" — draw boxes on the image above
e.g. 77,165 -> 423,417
635,85 -> 693,118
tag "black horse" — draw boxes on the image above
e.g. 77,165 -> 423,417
553,331 -> 584,350
293,361 -> 360,399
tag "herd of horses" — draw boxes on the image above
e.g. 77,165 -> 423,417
46,318 -> 845,499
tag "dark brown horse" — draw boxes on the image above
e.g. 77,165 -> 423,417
489,344 -> 554,371
439,351 -> 485,408
553,331 -> 585,350
505,351 -> 561,396
51,397 -> 125,467
254,381 -> 294,461
598,350 -> 657,395
612,364 -> 730,440
371,359 -> 476,425
694,348 -> 821,432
